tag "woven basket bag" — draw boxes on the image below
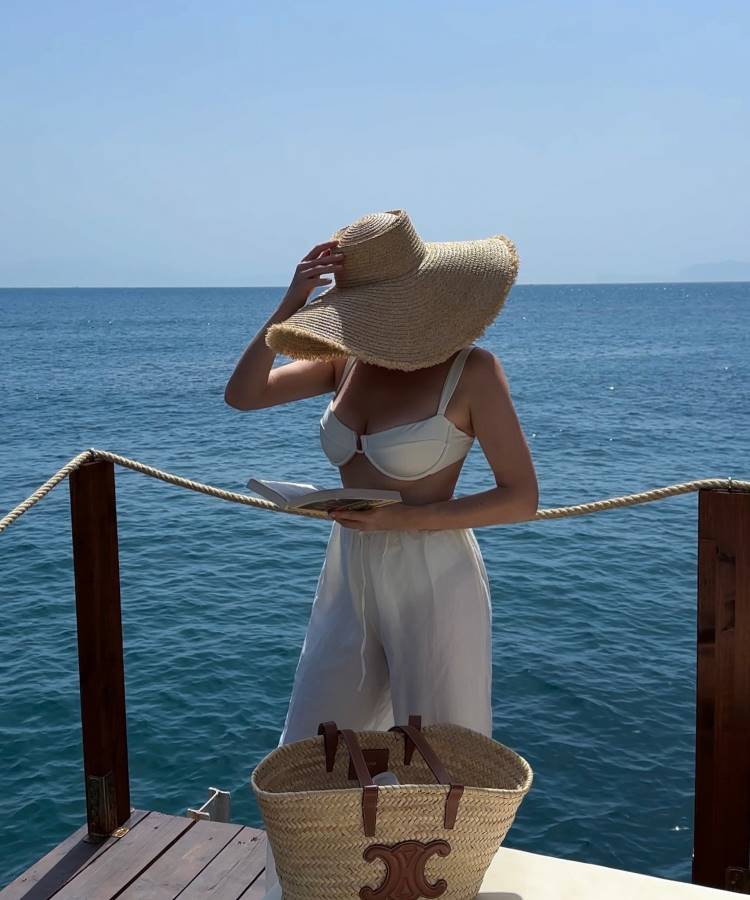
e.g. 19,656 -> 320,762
251,714 -> 533,900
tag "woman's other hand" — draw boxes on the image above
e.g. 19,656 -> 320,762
281,240 -> 344,315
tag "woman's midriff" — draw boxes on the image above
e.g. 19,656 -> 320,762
337,455 -> 466,506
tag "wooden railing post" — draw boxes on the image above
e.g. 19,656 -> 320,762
693,487 -> 750,890
69,458 -> 131,841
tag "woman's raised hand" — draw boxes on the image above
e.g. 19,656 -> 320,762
281,240 -> 344,314
225,239 -> 345,411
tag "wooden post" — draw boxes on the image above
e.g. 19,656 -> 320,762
693,487 -> 750,890
69,458 -> 131,841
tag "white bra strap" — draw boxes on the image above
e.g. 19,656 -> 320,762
437,346 -> 475,414
334,356 -> 356,398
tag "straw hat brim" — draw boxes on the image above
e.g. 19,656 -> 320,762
266,234 -> 519,371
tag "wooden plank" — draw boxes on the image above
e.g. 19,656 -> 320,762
69,459 -> 130,838
238,868 -> 268,900
118,820 -> 244,899
692,488 -> 750,889
52,812 -> 195,900
0,810 -> 149,900
693,528 -> 717,883
176,828 -> 266,899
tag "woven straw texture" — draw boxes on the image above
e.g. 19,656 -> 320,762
251,723 -> 533,899
266,209 -> 520,371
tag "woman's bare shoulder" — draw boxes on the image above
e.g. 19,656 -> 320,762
465,346 -> 508,383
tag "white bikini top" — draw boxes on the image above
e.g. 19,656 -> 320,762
319,345 -> 476,481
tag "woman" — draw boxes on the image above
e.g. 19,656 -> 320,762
225,209 -> 538,895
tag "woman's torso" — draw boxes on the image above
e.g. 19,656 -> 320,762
319,346 -> 477,505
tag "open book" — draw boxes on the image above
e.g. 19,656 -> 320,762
246,478 -> 402,512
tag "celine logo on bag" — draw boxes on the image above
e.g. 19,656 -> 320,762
359,839 -> 451,900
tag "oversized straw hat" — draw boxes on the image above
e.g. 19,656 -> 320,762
266,209 -> 519,371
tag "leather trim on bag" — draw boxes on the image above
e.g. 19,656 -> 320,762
360,838 -> 451,899
443,784 -> 464,828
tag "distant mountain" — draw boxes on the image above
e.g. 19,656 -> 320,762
677,260 -> 750,281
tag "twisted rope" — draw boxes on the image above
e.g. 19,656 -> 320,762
0,447 -> 748,535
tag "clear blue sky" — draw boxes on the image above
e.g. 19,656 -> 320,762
1,0 -> 748,286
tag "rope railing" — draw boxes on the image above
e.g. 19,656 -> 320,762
0,447 -> 748,535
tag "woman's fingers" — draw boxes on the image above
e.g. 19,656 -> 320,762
283,240 -> 342,308
298,251 -> 343,266
302,240 -> 340,262
329,510 -> 368,527
299,263 -> 343,281
297,254 -> 343,272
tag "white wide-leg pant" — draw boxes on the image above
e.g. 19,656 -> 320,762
262,521 -> 493,897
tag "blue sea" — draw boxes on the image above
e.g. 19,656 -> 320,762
1,283 -> 748,888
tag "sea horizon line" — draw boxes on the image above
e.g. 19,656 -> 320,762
1,279 -> 749,291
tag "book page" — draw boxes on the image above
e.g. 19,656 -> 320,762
296,497 -> 401,512
252,480 -> 321,503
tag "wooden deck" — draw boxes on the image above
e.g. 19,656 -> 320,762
0,810 -> 267,900
3,806 -> 736,899
5,470 -> 748,897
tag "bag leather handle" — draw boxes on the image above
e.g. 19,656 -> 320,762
340,729 -> 379,836
317,721 -> 378,836
315,716 -> 458,835
389,723 -> 465,828
317,720 -> 339,771
318,715 -> 422,770
403,714 -> 422,763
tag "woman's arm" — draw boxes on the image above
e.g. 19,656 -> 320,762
224,240 -> 345,410
330,349 -> 539,530
418,348 -> 539,527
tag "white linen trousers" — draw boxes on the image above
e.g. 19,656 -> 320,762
262,521 -> 493,897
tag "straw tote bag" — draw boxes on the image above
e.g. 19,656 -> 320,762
251,714 -> 533,900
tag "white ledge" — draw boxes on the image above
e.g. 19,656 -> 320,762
479,847 -> 731,898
